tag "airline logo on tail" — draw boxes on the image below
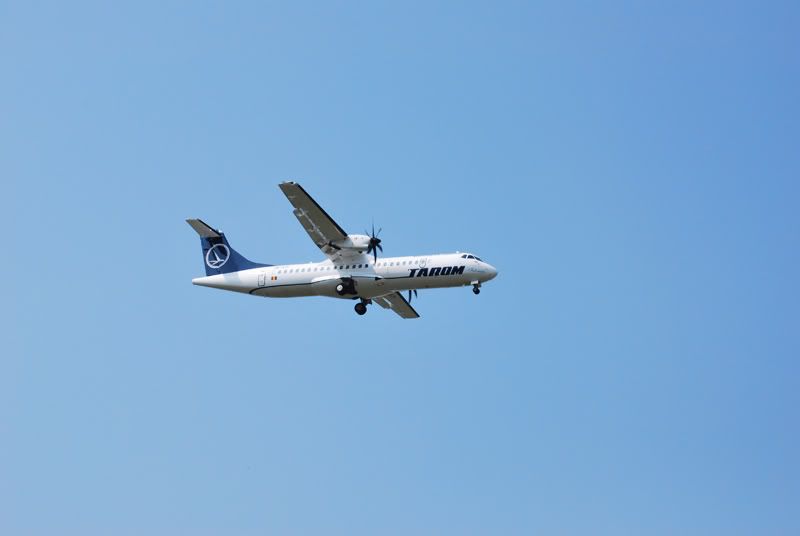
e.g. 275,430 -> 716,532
205,244 -> 230,269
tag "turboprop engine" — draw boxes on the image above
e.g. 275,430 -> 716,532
329,234 -> 371,252
329,225 -> 383,261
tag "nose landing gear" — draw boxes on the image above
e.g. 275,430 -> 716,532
472,283 -> 481,295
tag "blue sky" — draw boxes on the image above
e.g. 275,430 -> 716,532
2,1 -> 799,534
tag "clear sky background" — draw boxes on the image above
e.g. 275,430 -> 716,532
2,1 -> 798,534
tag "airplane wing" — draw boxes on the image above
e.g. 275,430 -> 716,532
373,292 -> 421,319
279,181 -> 348,257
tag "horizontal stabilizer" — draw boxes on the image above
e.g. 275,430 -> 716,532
186,218 -> 221,238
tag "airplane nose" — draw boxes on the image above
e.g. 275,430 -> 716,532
488,264 -> 498,280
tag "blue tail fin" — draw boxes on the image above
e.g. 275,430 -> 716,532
186,219 -> 270,276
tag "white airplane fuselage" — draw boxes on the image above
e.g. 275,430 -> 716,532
192,252 -> 498,299
188,182 -> 498,318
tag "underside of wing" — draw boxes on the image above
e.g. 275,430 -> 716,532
279,182 -> 348,257
373,292 -> 421,319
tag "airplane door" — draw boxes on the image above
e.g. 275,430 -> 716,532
258,273 -> 266,287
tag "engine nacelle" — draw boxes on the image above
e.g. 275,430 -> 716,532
330,234 -> 371,252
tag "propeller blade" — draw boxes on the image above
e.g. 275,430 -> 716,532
366,221 -> 383,262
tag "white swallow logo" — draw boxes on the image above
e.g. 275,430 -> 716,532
205,244 -> 230,269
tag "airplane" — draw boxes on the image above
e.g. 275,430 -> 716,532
186,181 -> 498,319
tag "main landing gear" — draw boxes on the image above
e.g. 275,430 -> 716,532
354,299 -> 370,316
336,279 -> 357,296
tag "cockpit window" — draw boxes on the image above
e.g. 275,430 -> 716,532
474,256 -> 482,261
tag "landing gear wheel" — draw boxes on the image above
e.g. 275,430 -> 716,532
355,302 -> 367,315
472,285 -> 481,295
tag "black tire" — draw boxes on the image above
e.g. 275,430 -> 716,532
355,302 -> 367,315
473,286 -> 481,295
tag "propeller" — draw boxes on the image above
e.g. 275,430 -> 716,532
366,222 -> 383,262
408,289 -> 418,303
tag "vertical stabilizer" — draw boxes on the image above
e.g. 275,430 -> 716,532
186,219 -> 270,276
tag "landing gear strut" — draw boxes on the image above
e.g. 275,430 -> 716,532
354,299 -> 369,316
